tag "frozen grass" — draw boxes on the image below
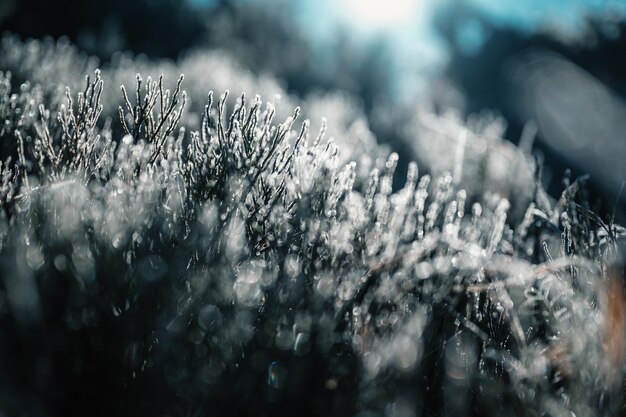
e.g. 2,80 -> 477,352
0,35 -> 625,417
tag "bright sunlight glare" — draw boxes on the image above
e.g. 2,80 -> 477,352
341,0 -> 421,29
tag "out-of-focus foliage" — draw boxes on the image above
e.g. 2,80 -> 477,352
0,36 -> 625,417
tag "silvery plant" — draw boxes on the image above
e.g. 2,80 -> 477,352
0,35 -> 624,417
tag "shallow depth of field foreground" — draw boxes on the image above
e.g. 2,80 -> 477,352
1,1 -> 626,416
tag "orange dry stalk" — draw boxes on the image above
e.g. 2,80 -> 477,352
603,265 -> 626,386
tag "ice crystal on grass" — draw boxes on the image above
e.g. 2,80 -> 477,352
0,35 -> 624,417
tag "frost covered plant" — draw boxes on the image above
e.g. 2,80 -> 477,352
0,36 -> 625,417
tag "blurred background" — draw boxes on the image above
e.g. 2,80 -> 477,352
1,0 -> 625,219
